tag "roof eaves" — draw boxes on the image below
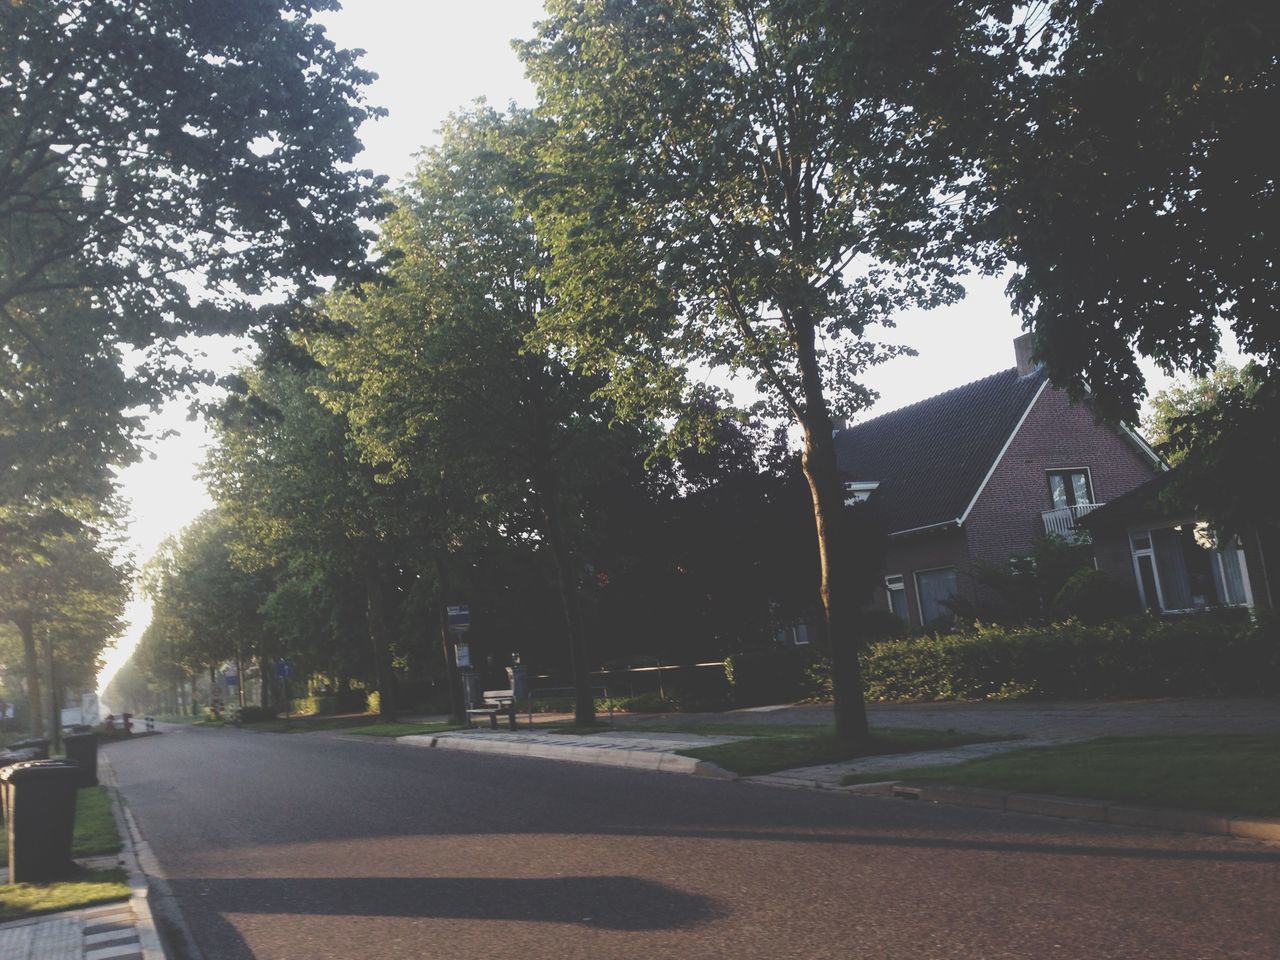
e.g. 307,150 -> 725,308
956,375 -> 1051,527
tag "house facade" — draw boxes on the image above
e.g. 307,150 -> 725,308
834,335 -> 1166,628
1082,472 -> 1277,616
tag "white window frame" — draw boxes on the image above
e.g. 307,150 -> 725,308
913,566 -> 959,625
1129,524 -> 1254,613
844,481 -> 880,506
884,574 -> 907,621
1046,466 -> 1095,508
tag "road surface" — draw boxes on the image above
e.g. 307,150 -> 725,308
105,725 -> 1280,960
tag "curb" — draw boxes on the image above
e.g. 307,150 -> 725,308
883,781 -> 1280,842
398,733 -> 737,780
99,755 -> 181,960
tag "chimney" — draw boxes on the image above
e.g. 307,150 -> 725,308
1013,332 -> 1040,377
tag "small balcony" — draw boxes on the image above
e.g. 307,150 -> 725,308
1041,503 -> 1103,542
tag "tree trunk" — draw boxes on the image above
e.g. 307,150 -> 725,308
433,552 -> 466,724
16,614 -> 43,737
522,356 -> 595,726
793,314 -> 870,746
364,553 -> 398,721
257,649 -> 272,710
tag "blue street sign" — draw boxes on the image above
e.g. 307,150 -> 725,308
446,604 -> 471,632
275,660 -> 293,680
224,673 -> 239,687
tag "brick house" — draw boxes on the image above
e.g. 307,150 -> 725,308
834,335 -> 1165,628
1080,471 -> 1277,615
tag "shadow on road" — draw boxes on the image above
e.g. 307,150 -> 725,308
172,874 -> 724,931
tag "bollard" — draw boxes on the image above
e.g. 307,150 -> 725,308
144,715 -> 155,732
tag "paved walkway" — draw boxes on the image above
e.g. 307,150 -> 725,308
0,899 -> 147,960
390,697 -> 1280,791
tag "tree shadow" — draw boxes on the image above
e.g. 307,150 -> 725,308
173,874 -> 724,931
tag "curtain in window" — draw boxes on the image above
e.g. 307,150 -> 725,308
1219,542 -> 1248,605
916,568 -> 958,623
1151,527 -> 1192,610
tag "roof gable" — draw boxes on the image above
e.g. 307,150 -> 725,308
834,367 -> 1048,534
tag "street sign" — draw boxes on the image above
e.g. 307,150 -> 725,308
224,673 -> 238,687
454,642 -> 472,669
275,659 -> 293,680
446,604 -> 471,633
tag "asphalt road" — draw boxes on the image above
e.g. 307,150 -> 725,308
105,725 -> 1280,960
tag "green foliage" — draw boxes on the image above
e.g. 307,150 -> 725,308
288,695 -> 336,717
236,706 -> 275,724
971,534 -> 1095,625
1050,570 -> 1132,626
723,650 -> 810,708
858,614 -> 1277,703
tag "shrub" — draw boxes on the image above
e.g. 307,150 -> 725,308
1051,569 -> 1133,624
366,690 -> 381,715
288,695 -> 336,717
854,612 -> 1279,702
723,649 -> 808,707
237,706 -> 275,723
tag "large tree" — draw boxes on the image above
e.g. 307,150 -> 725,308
521,1 -> 970,742
922,0 -> 1279,419
314,107 -> 634,725
1,0 -> 386,353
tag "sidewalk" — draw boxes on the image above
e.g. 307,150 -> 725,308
0,756 -> 166,960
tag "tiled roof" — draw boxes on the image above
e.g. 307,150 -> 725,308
834,367 -> 1048,534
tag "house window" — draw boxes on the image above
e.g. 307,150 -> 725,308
1048,469 -> 1093,509
915,567 -> 959,625
844,481 -> 880,506
1130,526 -> 1252,612
884,575 -> 909,622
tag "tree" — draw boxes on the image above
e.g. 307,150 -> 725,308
1145,362 -> 1276,534
1144,364 -> 1250,463
1,0 -> 386,354
314,107 -> 636,725
521,1 -> 970,742
0,526 -> 129,740
930,1 -> 1280,419
204,357 -> 417,721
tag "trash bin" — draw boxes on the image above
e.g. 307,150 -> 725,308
1,760 -> 80,883
6,738 -> 50,760
63,731 -> 99,787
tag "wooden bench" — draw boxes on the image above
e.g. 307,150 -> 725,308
466,690 -> 518,730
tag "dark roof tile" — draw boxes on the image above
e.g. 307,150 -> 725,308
834,367 -> 1047,533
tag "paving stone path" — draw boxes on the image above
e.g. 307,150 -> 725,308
0,899 -> 146,960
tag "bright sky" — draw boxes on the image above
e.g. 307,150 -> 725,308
94,0 -> 1244,693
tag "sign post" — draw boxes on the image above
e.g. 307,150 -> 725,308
275,659 -> 293,728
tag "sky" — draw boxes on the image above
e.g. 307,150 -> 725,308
94,0 -> 1241,692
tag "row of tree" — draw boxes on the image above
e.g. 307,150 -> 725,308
12,2 -> 1278,745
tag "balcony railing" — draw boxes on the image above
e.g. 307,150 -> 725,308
1042,502 -> 1103,541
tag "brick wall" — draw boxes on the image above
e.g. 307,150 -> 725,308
964,384 -> 1162,567
881,527 -> 972,628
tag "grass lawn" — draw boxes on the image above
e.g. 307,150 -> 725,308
841,735 -> 1280,818
0,868 -> 131,922
676,726 -> 1014,777
348,721 -> 463,738
241,713 -> 380,734
0,785 -> 122,862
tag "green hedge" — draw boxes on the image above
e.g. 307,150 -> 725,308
858,612 -> 1278,702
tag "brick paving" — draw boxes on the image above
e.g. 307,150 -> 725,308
0,900 -> 144,960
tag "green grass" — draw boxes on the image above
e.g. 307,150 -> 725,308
676,726 -> 1013,777
347,721 -> 463,737
841,735 -> 1280,818
0,785 -> 122,861
241,713 -> 380,734
0,867 -> 131,922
